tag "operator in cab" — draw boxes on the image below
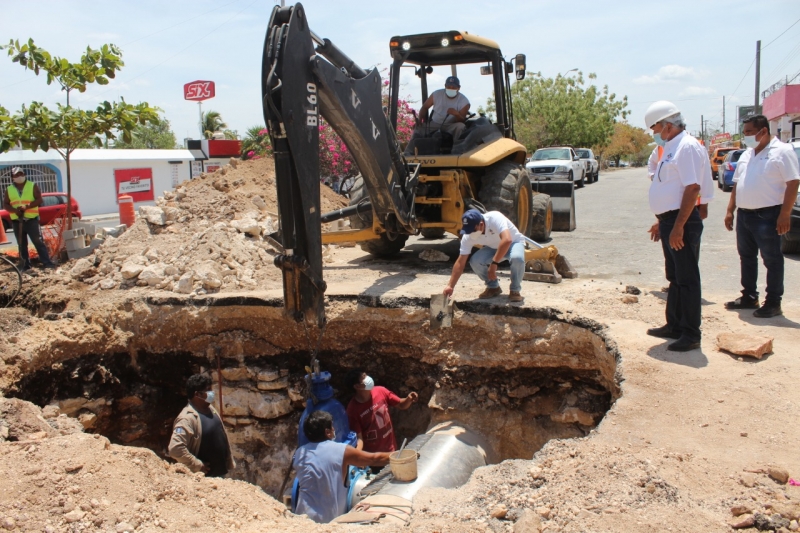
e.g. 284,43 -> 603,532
418,76 -> 470,140
293,411 -> 391,524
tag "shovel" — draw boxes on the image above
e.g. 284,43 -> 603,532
429,293 -> 454,330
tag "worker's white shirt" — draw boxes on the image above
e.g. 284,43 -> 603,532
459,211 -> 523,255
649,131 -> 710,215
430,89 -> 470,127
732,137 -> 800,209
647,147 -> 659,180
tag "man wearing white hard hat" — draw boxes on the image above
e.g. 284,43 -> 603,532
2,167 -> 56,271
643,101 -> 712,352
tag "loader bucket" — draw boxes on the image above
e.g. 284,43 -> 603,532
531,181 -> 576,232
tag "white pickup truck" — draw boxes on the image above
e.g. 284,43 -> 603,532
526,146 -> 586,188
575,148 -> 598,183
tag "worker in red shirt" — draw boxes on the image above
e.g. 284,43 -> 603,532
344,369 -> 418,456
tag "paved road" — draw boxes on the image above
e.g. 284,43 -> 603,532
553,167 -> 799,296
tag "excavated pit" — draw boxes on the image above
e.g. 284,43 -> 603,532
7,295 -> 621,498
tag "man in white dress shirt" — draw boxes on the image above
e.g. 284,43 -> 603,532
724,114 -> 800,318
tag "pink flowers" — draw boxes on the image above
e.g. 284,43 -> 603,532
247,150 -> 255,157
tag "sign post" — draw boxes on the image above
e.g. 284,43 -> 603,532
183,80 -> 216,138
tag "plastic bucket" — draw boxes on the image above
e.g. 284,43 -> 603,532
389,449 -> 418,482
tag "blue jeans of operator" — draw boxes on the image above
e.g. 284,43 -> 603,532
659,208 -> 703,342
736,205 -> 784,305
469,242 -> 526,292
12,216 -> 54,269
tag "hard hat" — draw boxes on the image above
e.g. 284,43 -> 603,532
644,100 -> 680,128
11,166 -> 25,176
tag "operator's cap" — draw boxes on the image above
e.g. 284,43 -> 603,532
459,209 -> 484,235
11,166 -> 24,176
445,76 -> 460,88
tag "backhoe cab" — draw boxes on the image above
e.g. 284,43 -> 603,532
261,4 -> 575,327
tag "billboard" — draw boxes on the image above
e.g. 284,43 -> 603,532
183,80 -> 215,101
115,168 -> 154,202
737,105 -> 757,133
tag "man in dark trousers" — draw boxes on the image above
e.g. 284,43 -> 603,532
2,167 -> 56,271
724,115 -> 800,317
168,374 -> 235,477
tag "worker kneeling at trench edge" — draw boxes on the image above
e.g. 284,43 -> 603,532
168,374 -> 235,477
293,411 -> 392,524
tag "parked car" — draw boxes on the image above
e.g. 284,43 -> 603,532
716,149 -> 745,193
575,148 -> 599,183
710,147 -> 738,177
1,192 -> 82,231
782,140 -> 800,254
526,146 -> 586,188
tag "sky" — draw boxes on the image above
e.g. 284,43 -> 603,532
1,0 -> 799,144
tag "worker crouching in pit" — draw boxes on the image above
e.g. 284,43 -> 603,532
168,374 -> 235,477
293,411 -> 391,523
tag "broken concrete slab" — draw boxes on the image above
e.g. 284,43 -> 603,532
716,333 -> 773,359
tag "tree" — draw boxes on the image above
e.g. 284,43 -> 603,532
598,122 -> 653,167
485,71 -> 628,153
112,117 -> 178,149
0,39 -> 159,226
201,111 -> 226,139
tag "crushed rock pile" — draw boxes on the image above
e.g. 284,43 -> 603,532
0,396 -> 306,533
67,157 -> 348,296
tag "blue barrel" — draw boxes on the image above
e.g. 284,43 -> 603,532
298,372 -> 357,447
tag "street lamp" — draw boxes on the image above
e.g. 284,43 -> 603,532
559,68 -> 578,77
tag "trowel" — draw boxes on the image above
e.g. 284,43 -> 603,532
430,294 -> 454,330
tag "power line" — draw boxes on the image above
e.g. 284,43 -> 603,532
762,17 -> 800,50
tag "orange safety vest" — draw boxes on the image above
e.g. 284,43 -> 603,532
7,181 -> 39,220
657,145 -> 702,206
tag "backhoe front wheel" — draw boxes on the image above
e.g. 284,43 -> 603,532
479,160 -> 535,237
348,176 -> 408,257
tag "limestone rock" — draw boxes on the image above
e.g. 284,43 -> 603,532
230,217 -> 261,237
769,467 -> 790,484
419,249 -> 449,262
621,295 -> 638,304
116,522 -> 135,533
144,248 -> 160,261
731,504 -> 753,517
740,472 -> 757,487
195,261 -> 222,290
139,206 -> 167,226
251,195 -> 267,211
490,505 -> 508,519
550,407 -> 595,426
41,405 -> 60,419
70,258 -> 94,279
58,398 -> 88,416
257,377 -> 289,391
100,278 -> 116,290
717,332 -> 773,359
163,206 -> 181,222
535,507 -> 551,519
174,273 -> 193,294
729,514 -> 755,529
259,216 -> 276,236
64,510 -> 85,523
120,261 -> 146,280
138,263 -> 167,286
249,393 -> 292,420
256,367 -> 281,382
220,367 -> 252,381
78,412 -> 97,430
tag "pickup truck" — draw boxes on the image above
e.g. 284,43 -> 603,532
526,146 -> 586,188
575,148 -> 598,183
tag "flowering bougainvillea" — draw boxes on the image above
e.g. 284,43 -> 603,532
242,72 -> 416,182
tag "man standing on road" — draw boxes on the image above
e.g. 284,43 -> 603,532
2,167 -> 56,271
418,76 -> 471,140
723,115 -> 800,318
168,374 -> 235,477
644,101 -> 709,352
443,209 -> 526,302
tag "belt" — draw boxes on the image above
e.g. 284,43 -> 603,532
655,206 -> 697,221
738,205 -> 781,214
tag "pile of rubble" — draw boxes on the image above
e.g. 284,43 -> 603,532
67,157 -> 348,295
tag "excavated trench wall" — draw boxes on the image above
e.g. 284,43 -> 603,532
7,295 -> 621,497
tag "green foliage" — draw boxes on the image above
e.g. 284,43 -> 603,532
113,117 -> 178,149
241,126 -> 272,159
600,122 -> 653,166
488,71 -> 628,153
201,111 -> 227,139
222,129 -> 239,140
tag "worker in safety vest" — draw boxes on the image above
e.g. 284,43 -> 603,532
2,167 -> 56,270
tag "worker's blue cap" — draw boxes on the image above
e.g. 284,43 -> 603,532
460,209 -> 484,235
445,76 -> 460,88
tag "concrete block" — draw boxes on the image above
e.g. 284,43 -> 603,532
67,247 -> 94,260
65,238 -> 88,252
62,228 -> 85,240
72,222 -> 97,236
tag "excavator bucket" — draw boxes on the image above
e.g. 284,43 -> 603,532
521,236 -> 577,284
531,181 -> 576,232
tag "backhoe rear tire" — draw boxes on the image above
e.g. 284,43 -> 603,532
348,176 -> 408,257
420,227 -> 446,239
530,194 -> 553,242
479,160 -> 534,237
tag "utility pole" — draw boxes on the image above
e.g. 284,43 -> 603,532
722,96 -> 726,134
701,114 -> 704,142
754,40 -> 761,114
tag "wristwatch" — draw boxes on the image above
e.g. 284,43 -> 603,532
491,261 -> 501,266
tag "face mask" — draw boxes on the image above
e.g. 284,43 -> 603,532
203,390 -> 215,405
331,430 -> 336,441
13,177 -> 25,184
743,133 -> 761,149
362,375 -> 375,391
445,89 -> 458,98
653,133 -> 665,147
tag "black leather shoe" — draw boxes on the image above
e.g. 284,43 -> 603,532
646,325 -> 681,339
667,337 -> 701,352
753,303 -> 782,318
725,296 -> 759,310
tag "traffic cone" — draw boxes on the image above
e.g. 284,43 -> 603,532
119,195 -> 136,228
0,221 -> 9,245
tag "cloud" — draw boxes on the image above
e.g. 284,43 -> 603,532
680,86 -> 716,97
633,64 -> 704,85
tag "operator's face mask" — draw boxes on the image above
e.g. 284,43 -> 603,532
362,375 -> 375,391
445,89 -> 458,98
203,390 -> 215,405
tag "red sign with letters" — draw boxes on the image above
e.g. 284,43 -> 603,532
114,168 -> 154,202
183,80 -> 215,101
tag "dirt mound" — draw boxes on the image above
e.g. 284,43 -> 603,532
0,396 -> 306,533
68,157 -> 348,296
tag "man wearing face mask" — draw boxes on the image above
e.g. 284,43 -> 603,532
643,100 -> 711,352
724,115 -> 800,318
344,369 -> 418,456
168,374 -> 235,477
418,76 -> 471,140
2,167 -> 56,271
